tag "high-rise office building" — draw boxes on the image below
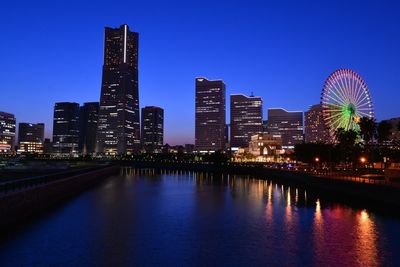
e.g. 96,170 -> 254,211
79,102 -> 99,154
18,123 -> 45,154
195,77 -> 226,152
141,106 -> 164,152
0,111 -> 16,154
43,138 -> 52,154
225,124 -> 230,146
230,94 -> 263,148
267,108 -> 304,148
262,120 -> 269,133
305,104 -> 330,143
52,102 -> 80,155
97,24 -> 140,155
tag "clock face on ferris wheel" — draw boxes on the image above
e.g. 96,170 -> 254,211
321,69 -> 374,137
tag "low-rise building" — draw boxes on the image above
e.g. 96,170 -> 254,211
185,144 -> 195,154
249,133 -> 284,160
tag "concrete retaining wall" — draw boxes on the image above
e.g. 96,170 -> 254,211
0,165 -> 119,229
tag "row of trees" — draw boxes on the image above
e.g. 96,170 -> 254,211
358,117 -> 396,144
295,117 -> 400,167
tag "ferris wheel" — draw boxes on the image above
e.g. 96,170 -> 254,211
321,69 -> 374,138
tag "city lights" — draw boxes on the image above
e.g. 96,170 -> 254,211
0,3 -> 400,267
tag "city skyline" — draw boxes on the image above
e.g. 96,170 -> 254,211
1,1 -> 400,145
1,3 -> 400,265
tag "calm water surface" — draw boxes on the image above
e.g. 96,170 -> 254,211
0,168 -> 399,266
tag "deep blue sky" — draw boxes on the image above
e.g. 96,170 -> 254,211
1,1 -> 399,144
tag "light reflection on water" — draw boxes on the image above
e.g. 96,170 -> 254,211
356,209 -> 379,267
119,168 -> 397,266
0,168 -> 399,266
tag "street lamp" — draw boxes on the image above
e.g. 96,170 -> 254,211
315,157 -> 320,171
360,157 -> 367,169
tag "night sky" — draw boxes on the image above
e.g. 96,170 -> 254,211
1,0 -> 399,145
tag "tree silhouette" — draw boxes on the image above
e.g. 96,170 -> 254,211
334,128 -> 360,165
334,128 -> 358,148
376,120 -> 392,143
294,143 -> 337,164
358,117 -> 376,145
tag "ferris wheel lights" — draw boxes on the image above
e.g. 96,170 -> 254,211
321,69 -> 374,138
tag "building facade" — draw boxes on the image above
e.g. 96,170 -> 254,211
230,94 -> 263,148
79,102 -> 99,154
185,144 -> 195,153
195,77 -> 226,152
52,102 -> 80,155
18,123 -> 45,154
262,120 -> 269,133
141,106 -> 164,153
267,108 -> 304,148
0,111 -> 16,154
97,24 -> 140,155
304,104 -> 330,143
43,138 -> 52,154
248,133 -> 284,160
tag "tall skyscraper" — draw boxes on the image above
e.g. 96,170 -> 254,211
230,94 -> 263,148
0,111 -> 16,154
79,102 -> 99,154
267,108 -> 303,148
52,102 -> 80,155
305,104 -> 330,143
97,24 -> 140,155
141,106 -> 164,153
18,123 -> 44,154
195,77 -> 226,152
